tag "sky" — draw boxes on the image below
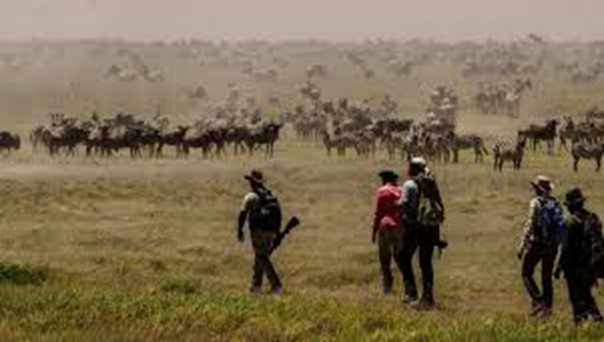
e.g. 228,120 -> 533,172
2,0 -> 604,42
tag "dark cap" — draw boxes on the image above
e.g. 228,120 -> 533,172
378,169 -> 399,181
565,187 -> 586,206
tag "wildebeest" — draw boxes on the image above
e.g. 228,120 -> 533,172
571,142 -> 604,172
322,130 -> 360,157
518,119 -> 558,154
449,133 -> 489,163
0,132 -> 20,154
244,122 -> 283,157
493,137 -> 527,171
156,126 -> 188,158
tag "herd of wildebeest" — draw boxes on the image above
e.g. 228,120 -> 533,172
1,36 -> 604,171
0,82 -> 603,173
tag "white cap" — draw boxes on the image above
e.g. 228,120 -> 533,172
411,157 -> 427,166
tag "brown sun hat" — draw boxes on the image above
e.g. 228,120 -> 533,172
531,175 -> 553,193
244,169 -> 264,184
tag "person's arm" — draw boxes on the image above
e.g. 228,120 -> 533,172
401,180 -> 419,228
588,213 -> 603,263
555,218 -> 571,278
238,210 -> 247,242
518,199 -> 538,259
372,189 -> 383,243
238,193 -> 254,242
432,179 -> 445,218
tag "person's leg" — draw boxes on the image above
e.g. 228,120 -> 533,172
522,246 -> 543,313
250,230 -> 265,292
540,246 -> 556,314
418,226 -> 437,305
392,228 -> 406,284
584,287 -> 603,322
261,231 -> 282,291
253,231 -> 282,292
580,274 -> 602,322
400,228 -> 419,301
378,229 -> 394,294
565,275 -> 582,324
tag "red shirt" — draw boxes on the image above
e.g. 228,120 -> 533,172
373,182 -> 403,230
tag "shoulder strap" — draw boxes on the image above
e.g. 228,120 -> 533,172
253,186 -> 270,199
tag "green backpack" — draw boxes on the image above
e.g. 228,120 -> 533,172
418,177 -> 444,226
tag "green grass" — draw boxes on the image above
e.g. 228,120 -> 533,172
1,41 -> 604,340
0,147 -> 602,341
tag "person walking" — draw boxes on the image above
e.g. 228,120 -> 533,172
518,176 -> 565,317
372,169 -> 405,295
238,170 -> 283,294
400,157 -> 445,308
555,187 -> 603,324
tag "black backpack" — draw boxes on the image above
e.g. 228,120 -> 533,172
584,213 -> 604,279
249,187 -> 282,231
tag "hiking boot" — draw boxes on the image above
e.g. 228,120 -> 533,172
402,294 -> 419,305
529,301 -> 543,317
536,307 -> 552,318
413,296 -> 436,310
250,286 -> 262,295
271,286 -> 283,295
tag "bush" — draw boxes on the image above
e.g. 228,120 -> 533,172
0,262 -> 48,286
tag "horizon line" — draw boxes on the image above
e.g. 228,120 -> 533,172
1,34 -> 603,45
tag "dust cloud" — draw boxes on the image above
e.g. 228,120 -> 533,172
2,0 -> 604,41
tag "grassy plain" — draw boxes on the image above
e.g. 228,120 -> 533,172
1,42 -> 604,341
0,137 -> 603,341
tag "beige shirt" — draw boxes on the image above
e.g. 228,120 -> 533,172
241,192 -> 260,212
520,197 -> 542,251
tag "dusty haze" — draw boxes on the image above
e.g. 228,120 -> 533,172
3,0 -> 604,41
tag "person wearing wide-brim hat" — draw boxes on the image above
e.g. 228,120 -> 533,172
556,187 -> 603,324
564,187 -> 586,207
238,169 -> 283,294
372,169 -> 404,295
519,175 -> 565,318
244,169 -> 264,185
530,175 -> 554,194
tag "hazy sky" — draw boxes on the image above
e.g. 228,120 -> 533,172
3,0 -> 604,41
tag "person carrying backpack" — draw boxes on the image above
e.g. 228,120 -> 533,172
399,157 -> 446,309
238,170 -> 283,294
555,187 -> 603,324
518,175 -> 565,317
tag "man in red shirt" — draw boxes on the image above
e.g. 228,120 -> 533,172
372,169 -> 405,294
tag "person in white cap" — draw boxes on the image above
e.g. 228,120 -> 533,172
399,157 -> 446,309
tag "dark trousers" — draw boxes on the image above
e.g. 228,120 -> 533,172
521,243 -> 557,310
565,271 -> 602,324
401,224 -> 439,300
378,227 -> 405,293
251,230 -> 281,290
